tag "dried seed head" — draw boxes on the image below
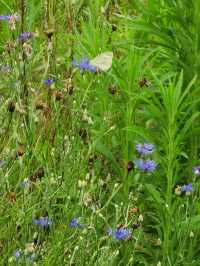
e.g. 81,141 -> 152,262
82,109 -> 93,124
44,28 -> 55,39
4,41 -> 15,54
116,223 -> 124,229
132,222 -> 140,229
174,186 -> 181,196
29,167 -> 44,182
139,78 -> 148,88
127,161 -> 134,172
79,128 -> 89,144
7,192 -> 16,203
8,100 -> 16,112
128,207 -> 139,217
64,78 -> 74,95
108,85 -> 117,95
54,91 -> 64,101
16,145 -> 25,157
88,154 -> 98,166
112,24 -> 117,32
23,43 -> 33,58
35,100 -> 48,110
82,192 -> 92,207
79,128 -> 87,138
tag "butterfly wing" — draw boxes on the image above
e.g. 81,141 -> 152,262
90,52 -> 113,71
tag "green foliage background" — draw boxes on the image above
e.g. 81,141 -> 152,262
0,0 -> 200,265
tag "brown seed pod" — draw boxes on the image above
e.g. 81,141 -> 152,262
16,144 -> 25,157
108,85 -> 117,95
116,223 -> 124,229
23,43 -> 33,58
112,24 -> 117,32
127,161 -> 134,172
54,91 -> 64,101
64,78 -> 74,95
7,192 -> 17,203
4,41 -> 15,54
8,101 -> 15,112
44,28 -> 55,39
139,78 -> 148,88
29,167 -> 44,182
35,100 -> 48,110
88,154 -> 98,166
35,100 -> 51,120
128,207 -> 139,217
79,128 -> 89,144
51,128 -> 56,145
43,105 -> 51,119
132,222 -> 140,230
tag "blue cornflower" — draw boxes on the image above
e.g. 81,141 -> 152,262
72,58 -> 97,73
69,218 -> 84,228
108,228 -> 132,241
18,32 -> 33,42
0,15 -> 11,21
69,218 -> 79,228
135,159 -> 157,172
107,228 -> 113,236
181,183 -> 193,193
135,143 -> 155,155
33,216 -> 53,229
44,79 -> 54,86
193,166 -> 200,175
13,250 -> 22,258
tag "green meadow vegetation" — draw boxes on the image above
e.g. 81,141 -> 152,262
0,0 -> 200,265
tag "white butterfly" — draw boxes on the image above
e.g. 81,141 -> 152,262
90,51 -> 113,72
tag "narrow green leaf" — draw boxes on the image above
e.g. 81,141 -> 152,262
145,183 -> 164,205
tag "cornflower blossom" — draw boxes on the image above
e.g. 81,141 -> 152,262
33,217 -> 53,229
0,14 -> 19,20
72,58 -> 97,73
0,15 -> 12,21
108,228 -> 132,241
193,166 -> 200,175
135,143 -> 155,155
181,183 -> 193,193
18,32 -> 33,42
12,250 -> 22,258
69,218 -> 79,228
135,159 -> 157,172
0,14 -> 19,30
69,218 -> 84,228
44,79 -> 54,86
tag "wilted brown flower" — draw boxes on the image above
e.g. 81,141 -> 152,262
8,101 -> 15,113
29,167 -> 44,182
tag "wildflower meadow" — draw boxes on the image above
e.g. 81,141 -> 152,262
0,1 -> 200,265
